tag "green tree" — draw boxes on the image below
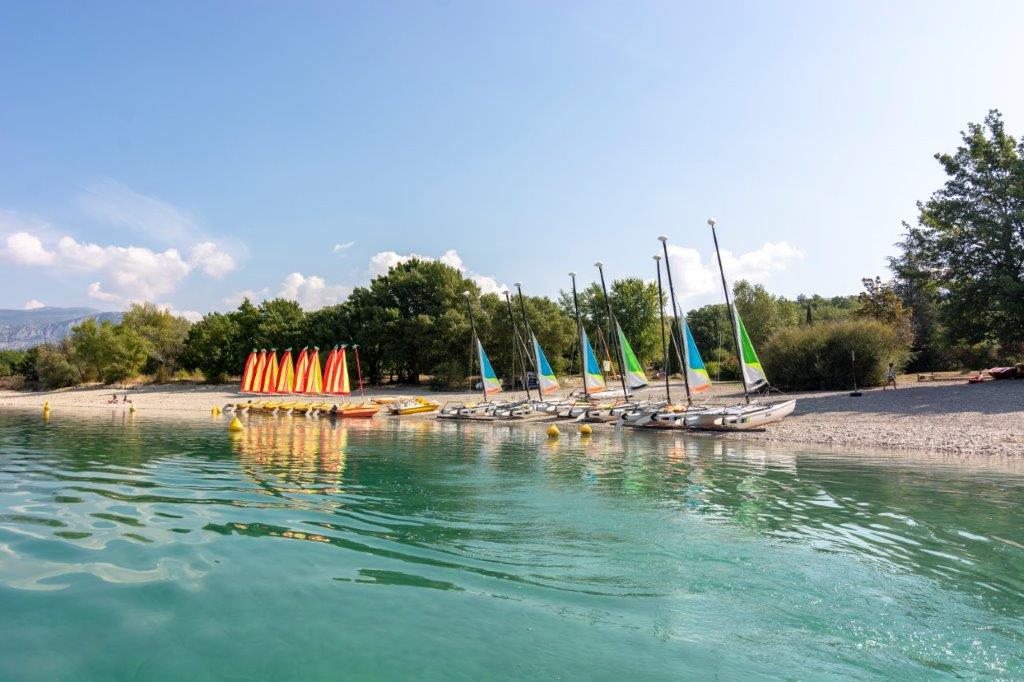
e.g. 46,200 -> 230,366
733,280 -> 801,348
854,276 -> 914,349
897,110 -> 1024,349
255,298 -> 305,350
120,303 -> 191,381
181,312 -> 241,383
35,343 -> 82,389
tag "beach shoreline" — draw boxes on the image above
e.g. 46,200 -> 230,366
2,378 -> 1021,458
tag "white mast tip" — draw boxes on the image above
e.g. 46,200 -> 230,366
594,261 -> 603,267
568,271 -> 576,277
707,218 -> 716,226
653,254 -> 661,260
514,282 -> 522,287
657,235 -> 668,242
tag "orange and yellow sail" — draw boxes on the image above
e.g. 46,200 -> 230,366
304,347 -> 323,395
260,350 -> 279,393
325,346 -> 351,395
275,349 -> 295,393
240,350 -> 259,393
293,348 -> 310,393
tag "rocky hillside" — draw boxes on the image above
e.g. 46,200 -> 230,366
0,307 -> 123,349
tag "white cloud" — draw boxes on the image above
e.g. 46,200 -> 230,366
78,179 -> 196,243
155,303 -> 203,323
58,237 -> 193,301
222,288 -> 270,307
23,299 -> 45,310
368,250 -> 427,276
1,232 -> 56,266
88,282 -> 121,302
665,241 -> 804,303
188,241 -> 236,277
278,272 -> 349,310
333,241 -> 355,253
224,272 -> 349,311
367,248 -> 507,294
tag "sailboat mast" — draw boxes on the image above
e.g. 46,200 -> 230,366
514,283 -> 541,390
654,255 -> 671,403
569,272 -> 590,396
595,262 -> 629,397
709,218 -> 750,403
464,291 -> 487,402
504,290 -> 532,400
658,236 -> 693,405
352,344 -> 365,399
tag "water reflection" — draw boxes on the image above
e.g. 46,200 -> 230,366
0,410 -> 1022,678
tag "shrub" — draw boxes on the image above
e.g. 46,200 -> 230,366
763,319 -> 909,390
36,345 -> 83,389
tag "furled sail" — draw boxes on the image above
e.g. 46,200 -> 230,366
531,334 -> 559,395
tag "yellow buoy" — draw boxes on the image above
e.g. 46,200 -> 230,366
129,405 -> 136,413
547,424 -> 560,438
228,416 -> 244,432
580,424 -> 592,435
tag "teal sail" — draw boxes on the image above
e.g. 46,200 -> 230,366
532,334 -> 559,395
477,339 -> 503,396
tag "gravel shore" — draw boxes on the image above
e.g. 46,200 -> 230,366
2,377 -> 1021,457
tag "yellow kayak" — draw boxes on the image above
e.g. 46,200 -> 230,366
392,398 -> 440,415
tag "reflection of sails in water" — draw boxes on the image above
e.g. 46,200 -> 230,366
234,418 -> 349,494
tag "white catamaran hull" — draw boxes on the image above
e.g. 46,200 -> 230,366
686,399 -> 796,431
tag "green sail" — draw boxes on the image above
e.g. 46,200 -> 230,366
735,309 -> 767,388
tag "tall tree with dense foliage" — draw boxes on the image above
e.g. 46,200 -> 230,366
68,318 -> 148,383
895,110 -> 1024,353
120,303 -> 191,381
181,312 -> 241,383
732,280 -> 801,348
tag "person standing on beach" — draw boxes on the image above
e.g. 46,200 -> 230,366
885,362 -> 898,389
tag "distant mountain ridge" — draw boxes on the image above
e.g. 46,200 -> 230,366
0,307 -> 123,349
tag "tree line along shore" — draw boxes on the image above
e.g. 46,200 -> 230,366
1,110 -> 1021,394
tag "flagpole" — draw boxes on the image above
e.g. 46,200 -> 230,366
709,218 -> 750,403
657,236 -> 693,405
569,272 -> 589,396
595,262 -> 629,398
654,255 -> 671,403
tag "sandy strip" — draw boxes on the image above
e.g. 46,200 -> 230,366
2,377 -> 1022,458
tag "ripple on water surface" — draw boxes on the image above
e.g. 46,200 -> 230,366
0,410 -> 1022,680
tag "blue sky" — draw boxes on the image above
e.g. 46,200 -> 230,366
2,1 -> 1022,318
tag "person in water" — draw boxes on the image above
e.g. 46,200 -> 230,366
884,362 -> 898,390
122,395 -> 132,404
107,394 -> 119,404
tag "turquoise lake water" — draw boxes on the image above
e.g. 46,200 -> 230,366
0,409 -> 1022,680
